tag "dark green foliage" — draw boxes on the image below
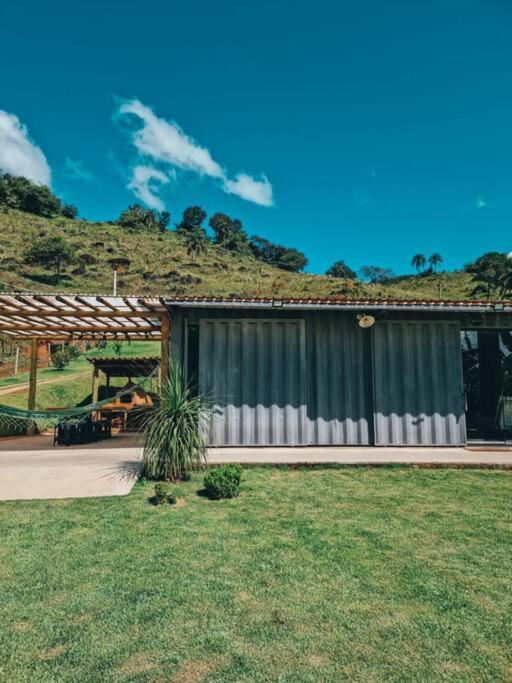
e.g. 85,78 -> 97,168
0,173 -> 74,218
24,235 -> 74,283
249,235 -> 308,272
465,252 -> 512,299
209,212 -> 250,252
61,204 -> 78,219
154,482 -> 170,504
184,227 -> 209,256
411,253 -> 427,273
51,344 -> 80,370
51,349 -> 71,370
176,206 -> 207,235
428,253 -> 443,272
203,463 -> 242,499
359,265 -> 394,284
117,204 -> 169,232
326,260 -> 357,279
138,359 -> 210,482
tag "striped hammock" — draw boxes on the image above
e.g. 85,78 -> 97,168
0,387 -> 153,425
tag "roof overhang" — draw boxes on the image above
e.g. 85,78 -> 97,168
0,294 -> 168,340
163,296 -> 512,314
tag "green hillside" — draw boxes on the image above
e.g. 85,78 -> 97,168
0,209 -> 476,300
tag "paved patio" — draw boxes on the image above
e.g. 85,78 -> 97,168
0,433 -> 143,501
0,436 -> 511,501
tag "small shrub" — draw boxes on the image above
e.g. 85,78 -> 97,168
203,463 -> 242,500
51,349 -> 71,370
154,482 -> 169,504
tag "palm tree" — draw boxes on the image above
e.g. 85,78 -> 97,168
411,253 -> 427,273
184,227 -> 209,256
428,253 -> 443,273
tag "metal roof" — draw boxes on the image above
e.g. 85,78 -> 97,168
163,295 -> 512,313
87,356 -> 160,376
0,294 -> 167,340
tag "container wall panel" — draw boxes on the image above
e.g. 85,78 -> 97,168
373,322 -> 466,445
305,314 -> 372,445
199,319 -> 307,446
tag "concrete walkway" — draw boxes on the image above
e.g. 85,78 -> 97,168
0,437 -> 511,502
207,446 -> 512,466
0,433 -> 143,501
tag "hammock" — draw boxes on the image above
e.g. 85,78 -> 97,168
0,385 -> 155,427
0,392 -> 129,421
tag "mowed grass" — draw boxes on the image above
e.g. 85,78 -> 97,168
0,467 -> 511,682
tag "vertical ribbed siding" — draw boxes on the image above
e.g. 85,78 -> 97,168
199,319 -> 306,446
306,313 -> 372,444
373,322 -> 466,445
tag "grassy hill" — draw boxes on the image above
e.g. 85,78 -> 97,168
0,209 -> 476,300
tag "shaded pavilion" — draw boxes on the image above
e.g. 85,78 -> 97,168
87,356 -> 161,403
0,293 -> 170,413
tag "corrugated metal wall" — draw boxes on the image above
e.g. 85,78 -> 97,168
306,313 -> 372,444
373,321 -> 466,445
199,319 -> 307,446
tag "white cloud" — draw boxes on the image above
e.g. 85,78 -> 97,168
64,157 -> 93,182
127,165 -> 170,211
119,99 -> 223,178
475,197 -> 487,209
224,173 -> 273,207
0,110 -> 51,186
117,99 -> 274,207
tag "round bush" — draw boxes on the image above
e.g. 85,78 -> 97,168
203,463 -> 242,500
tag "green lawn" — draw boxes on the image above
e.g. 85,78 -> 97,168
0,467 -> 511,682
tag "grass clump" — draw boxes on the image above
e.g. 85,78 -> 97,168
203,463 -> 242,499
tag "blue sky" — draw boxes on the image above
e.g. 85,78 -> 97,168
0,0 -> 511,276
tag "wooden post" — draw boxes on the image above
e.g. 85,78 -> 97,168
27,338 -> 38,436
160,314 -> 170,395
105,373 -> 110,389
13,344 -> 20,375
92,366 -> 99,404
28,338 -> 38,411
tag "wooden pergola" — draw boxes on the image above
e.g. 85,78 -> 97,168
0,294 -> 171,412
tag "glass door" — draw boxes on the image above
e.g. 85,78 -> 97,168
461,330 -> 512,444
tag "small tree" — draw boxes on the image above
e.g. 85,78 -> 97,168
428,253 -> 443,273
176,206 -> 207,235
359,265 -> 394,284
249,236 -> 308,272
411,253 -> 427,273
326,260 -> 357,279
465,252 -> 512,299
61,203 -> 78,219
185,227 -> 209,256
117,204 -> 168,232
209,212 -> 250,252
24,236 -> 74,284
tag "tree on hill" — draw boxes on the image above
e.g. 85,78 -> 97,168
209,212 -> 249,252
411,253 -> 427,273
176,206 -> 207,235
428,253 -> 443,272
117,204 -> 169,232
0,173 -> 68,218
326,260 -> 357,279
61,204 -> 78,219
465,252 -> 512,299
184,227 -> 209,256
359,265 -> 394,284
24,236 -> 74,284
249,236 -> 308,272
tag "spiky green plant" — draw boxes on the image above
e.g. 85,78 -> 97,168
137,358 -> 210,481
